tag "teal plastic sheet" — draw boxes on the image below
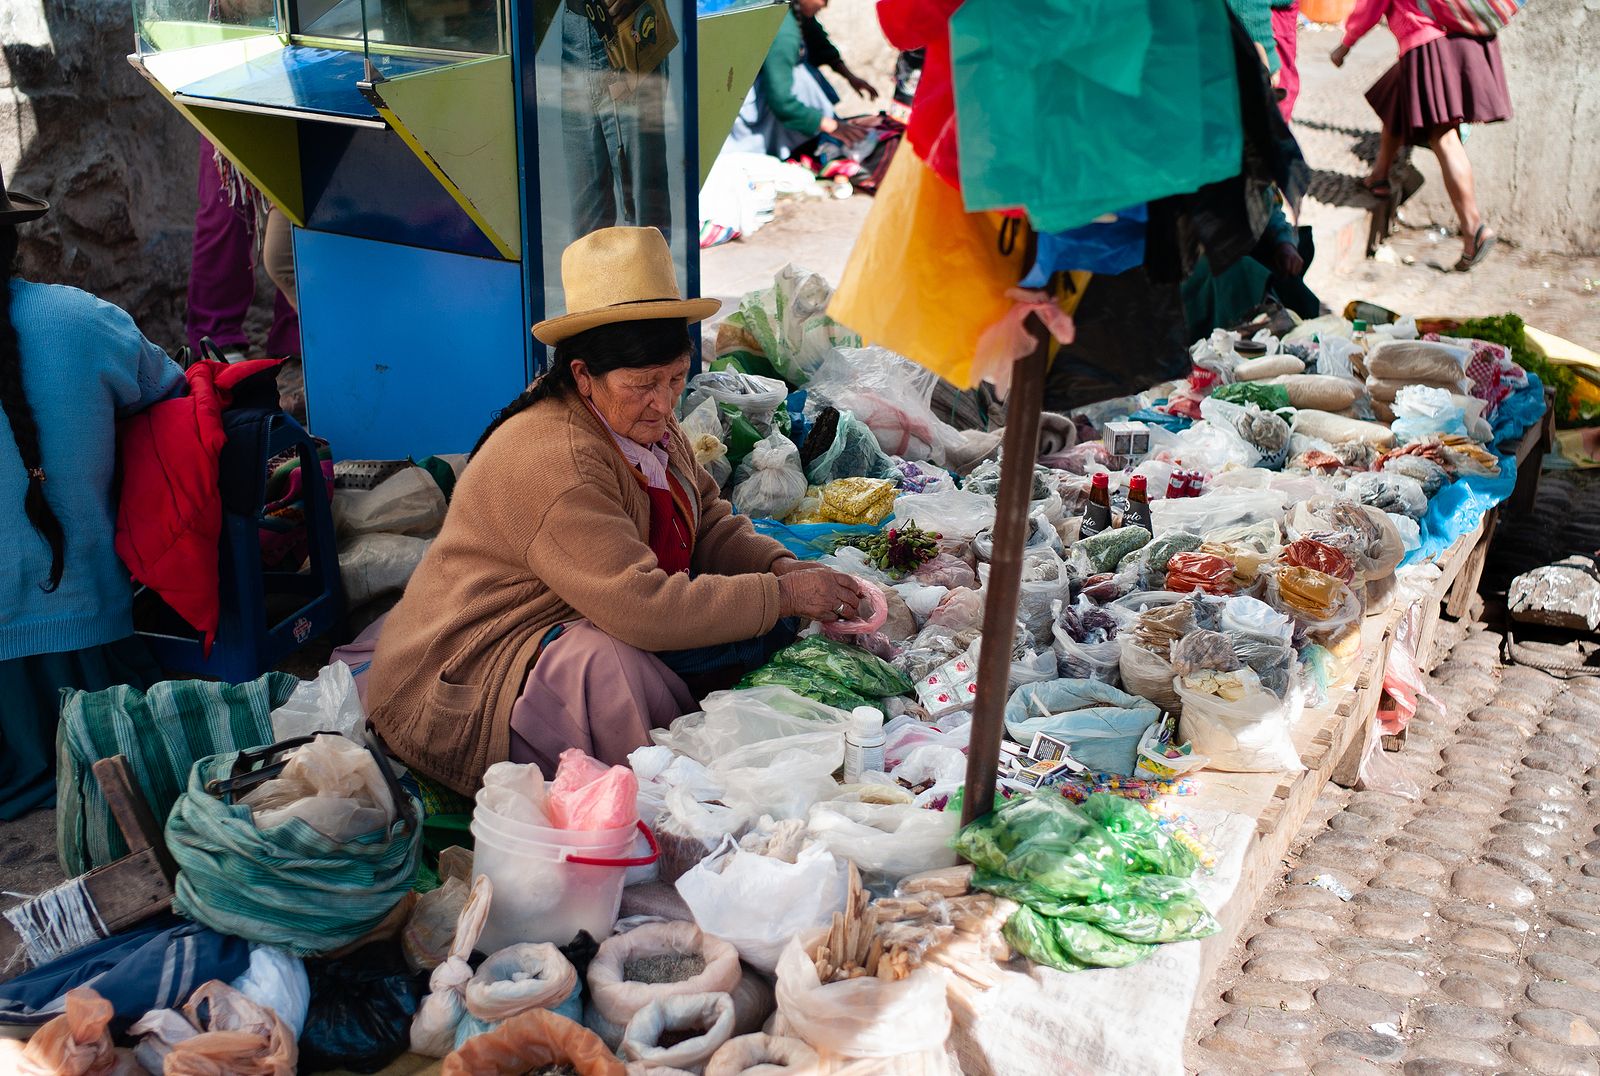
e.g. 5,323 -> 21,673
752,519 -> 883,559
1004,679 -> 1160,776
950,0 -> 1243,232
1403,374 -> 1544,567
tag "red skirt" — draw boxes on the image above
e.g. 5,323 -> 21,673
1365,34 -> 1512,146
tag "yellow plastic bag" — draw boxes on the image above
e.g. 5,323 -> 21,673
829,150 -> 1067,389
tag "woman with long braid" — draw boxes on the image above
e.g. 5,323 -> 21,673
0,165 -> 184,818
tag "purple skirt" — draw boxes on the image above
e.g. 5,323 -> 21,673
1366,34 -> 1512,146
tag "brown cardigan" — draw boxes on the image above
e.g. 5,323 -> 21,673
366,392 -> 788,794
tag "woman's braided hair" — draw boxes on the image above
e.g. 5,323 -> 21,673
0,224 -> 65,591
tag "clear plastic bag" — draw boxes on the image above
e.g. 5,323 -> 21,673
730,432 -> 808,520
1171,419 -> 1261,471
802,409 -> 897,486
803,347 -> 963,464
979,548 -> 1068,637
404,875 -> 471,972
676,839 -> 849,975
804,800 -> 960,890
240,734 -> 395,841
1199,397 -> 1290,469
1341,471 -> 1428,520
1050,600 -> 1122,684
712,730 -> 848,821
413,876 -> 493,1056
1391,384 -> 1474,444
686,372 -> 789,432
269,661 -> 367,743
1176,668 -> 1305,773
681,397 -> 733,488
1118,643 -> 1181,714
889,491 -> 996,542
716,263 -> 859,387
1150,488 -> 1288,537
656,786 -> 750,884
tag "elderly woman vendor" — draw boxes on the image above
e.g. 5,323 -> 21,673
367,227 -> 861,794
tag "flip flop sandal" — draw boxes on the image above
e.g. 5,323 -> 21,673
1453,225 -> 1498,272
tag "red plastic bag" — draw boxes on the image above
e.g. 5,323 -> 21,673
547,749 -> 639,831
1165,552 -> 1236,595
821,580 -> 890,641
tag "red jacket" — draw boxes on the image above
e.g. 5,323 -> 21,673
878,0 -> 965,190
115,359 -> 282,653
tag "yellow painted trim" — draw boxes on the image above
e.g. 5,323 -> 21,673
372,100 -> 518,259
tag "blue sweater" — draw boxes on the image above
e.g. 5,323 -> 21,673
0,280 -> 184,662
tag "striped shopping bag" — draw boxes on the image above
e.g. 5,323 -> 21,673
1416,0 -> 1525,36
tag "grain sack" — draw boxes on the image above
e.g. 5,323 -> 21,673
1267,374 -> 1360,411
1234,354 -> 1304,381
1290,410 -> 1395,449
1365,340 -> 1469,385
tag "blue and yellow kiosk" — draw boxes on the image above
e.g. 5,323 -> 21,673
129,0 -> 788,458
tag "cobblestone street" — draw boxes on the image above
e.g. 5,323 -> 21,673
1187,472 -> 1600,1074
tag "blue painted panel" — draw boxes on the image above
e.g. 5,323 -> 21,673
175,45 -> 443,120
295,228 -> 529,458
299,123 -> 501,258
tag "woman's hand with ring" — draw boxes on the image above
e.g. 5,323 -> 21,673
777,569 -> 862,622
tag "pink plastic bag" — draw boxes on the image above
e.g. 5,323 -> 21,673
546,749 -> 639,831
821,580 -> 889,641
1377,640 -> 1440,735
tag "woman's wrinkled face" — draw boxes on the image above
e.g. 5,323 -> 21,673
573,352 -> 691,446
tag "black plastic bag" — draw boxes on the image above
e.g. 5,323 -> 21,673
299,940 -> 426,1073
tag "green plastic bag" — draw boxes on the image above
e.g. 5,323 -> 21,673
771,636 -> 913,699
1080,793 -> 1200,878
737,663 -> 872,713
950,0 -> 1242,232
1004,904 -> 1155,970
1212,380 -> 1292,411
1073,525 -> 1151,574
720,406 -> 764,468
953,792 -> 1126,902
978,871 -> 1216,944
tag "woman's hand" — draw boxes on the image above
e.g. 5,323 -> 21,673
1330,43 -> 1350,68
778,569 -> 863,623
820,116 -> 868,146
772,557 -> 814,577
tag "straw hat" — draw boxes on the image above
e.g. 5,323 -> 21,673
0,159 -> 48,225
533,226 -> 719,345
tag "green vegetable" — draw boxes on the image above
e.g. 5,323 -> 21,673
1073,525 -> 1152,574
1139,531 -> 1202,589
1212,380 -> 1292,411
770,636 -> 913,698
736,664 -> 871,712
833,521 -> 942,579
1004,904 -> 1156,969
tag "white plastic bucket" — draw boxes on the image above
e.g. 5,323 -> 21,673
471,812 -> 657,952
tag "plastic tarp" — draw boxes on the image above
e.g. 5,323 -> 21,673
1402,373 -> 1544,567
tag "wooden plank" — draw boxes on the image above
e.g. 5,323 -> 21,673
81,849 -> 173,933
91,756 -> 178,884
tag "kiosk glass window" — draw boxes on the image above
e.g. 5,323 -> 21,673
533,0 -> 690,334
301,0 -> 506,55
133,0 -> 280,55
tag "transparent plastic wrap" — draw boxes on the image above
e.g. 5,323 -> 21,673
802,409 -> 897,486
802,347 -> 963,464
711,730 -> 849,821
1176,668 -> 1305,773
891,491 -> 996,541
1380,453 -> 1450,498
1150,488 -> 1287,537
1165,552 -> 1237,595
685,372 -> 789,432
1364,339 -> 1469,386
1342,471 -> 1428,520
1199,397 -> 1291,469
1071,525 -> 1151,575
804,800 -> 961,889
979,548 -> 1069,637
1258,564 -> 1362,635
1270,373 -> 1362,412
1289,410 -> 1395,449
730,433 -> 808,520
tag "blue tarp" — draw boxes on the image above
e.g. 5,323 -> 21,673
753,519 -> 882,559
1402,373 -> 1545,567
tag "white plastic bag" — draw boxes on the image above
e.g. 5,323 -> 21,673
653,688 -> 851,764
620,992 -> 736,1072
269,662 -> 366,742
773,937 -> 951,1071
656,785 -> 751,883
889,491 -> 996,541
706,1033 -> 819,1076
681,397 -> 733,487
1176,668 -> 1305,773
730,432 -> 807,520
333,465 -> 446,539
1151,488 -> 1288,537
978,548 -> 1068,637
1118,643 -> 1180,714
803,801 -> 959,889
239,733 -> 394,840
676,840 -> 849,975
229,945 -> 311,1040
711,730 -> 847,821
687,371 -> 789,431
411,876 -> 492,1056
1171,419 -> 1261,471
339,533 -> 433,609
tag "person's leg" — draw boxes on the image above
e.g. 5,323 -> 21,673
1272,2 -> 1300,122
508,621 -> 695,779
262,205 -> 298,313
1429,123 -> 1490,258
186,139 -> 258,357
561,9 -> 618,238
1368,123 -> 1402,187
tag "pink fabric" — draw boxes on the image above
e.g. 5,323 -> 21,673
1273,3 -> 1301,122
508,620 -> 695,780
331,612 -> 389,709
1342,0 -> 1447,55
972,287 -> 1076,397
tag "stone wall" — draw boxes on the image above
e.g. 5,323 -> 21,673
1401,0 -> 1600,255
1,0 -> 255,353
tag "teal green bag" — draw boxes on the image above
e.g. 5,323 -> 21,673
56,672 -> 296,875
166,741 -> 422,956
949,0 -> 1243,232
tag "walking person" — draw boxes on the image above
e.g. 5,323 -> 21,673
1272,0 -> 1300,121
1331,0 -> 1511,271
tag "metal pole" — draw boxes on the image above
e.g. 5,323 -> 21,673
961,320 -> 1051,826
